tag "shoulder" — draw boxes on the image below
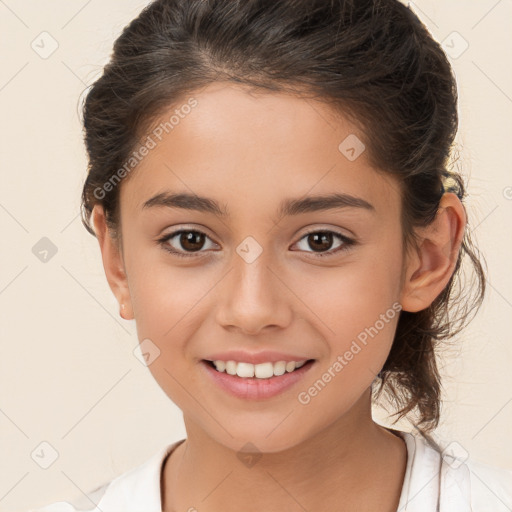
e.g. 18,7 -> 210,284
411,431 -> 512,511
392,429 -> 512,511
27,440 -> 186,512
26,482 -> 109,512
464,457 -> 512,511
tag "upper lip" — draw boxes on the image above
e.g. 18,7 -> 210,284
203,350 -> 315,365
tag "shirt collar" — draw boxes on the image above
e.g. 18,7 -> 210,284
94,431 -> 472,512
96,439 -> 185,511
393,429 -> 471,512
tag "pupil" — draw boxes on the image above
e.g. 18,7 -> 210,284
181,231 -> 204,251
309,232 -> 332,252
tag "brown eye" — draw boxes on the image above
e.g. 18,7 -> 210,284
293,230 -> 356,258
307,232 -> 335,252
179,231 -> 206,252
158,229 -> 217,258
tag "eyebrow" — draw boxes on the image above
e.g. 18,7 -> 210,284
142,191 -> 376,217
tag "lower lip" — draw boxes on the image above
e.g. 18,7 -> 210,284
200,360 -> 315,400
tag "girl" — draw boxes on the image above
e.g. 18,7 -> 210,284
33,0 -> 512,510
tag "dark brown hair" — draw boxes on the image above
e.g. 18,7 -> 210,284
80,0 -> 486,437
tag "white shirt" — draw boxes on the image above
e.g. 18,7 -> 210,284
30,429 -> 512,512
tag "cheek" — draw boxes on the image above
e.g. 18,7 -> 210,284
290,251 -> 402,391
295,292 -> 400,423
128,263 -> 212,410
292,247 -> 402,338
127,250 -> 211,337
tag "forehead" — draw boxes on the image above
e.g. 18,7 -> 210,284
121,82 -> 401,219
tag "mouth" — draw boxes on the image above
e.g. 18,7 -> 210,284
202,358 -> 316,378
200,358 -> 317,400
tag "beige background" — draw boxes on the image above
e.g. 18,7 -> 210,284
1,1 -> 511,510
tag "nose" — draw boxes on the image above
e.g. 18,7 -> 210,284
215,248 -> 293,335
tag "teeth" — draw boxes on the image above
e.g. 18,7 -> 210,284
212,359 -> 308,379
214,360 -> 227,373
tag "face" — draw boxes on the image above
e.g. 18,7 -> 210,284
112,82 -> 409,452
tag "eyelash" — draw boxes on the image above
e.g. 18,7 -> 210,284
157,228 -> 356,259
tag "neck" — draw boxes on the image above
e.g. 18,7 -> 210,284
162,389 -> 407,512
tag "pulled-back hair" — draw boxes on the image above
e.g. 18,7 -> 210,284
80,0 -> 486,436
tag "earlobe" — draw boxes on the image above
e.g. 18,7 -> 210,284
400,193 -> 466,313
91,205 -> 134,320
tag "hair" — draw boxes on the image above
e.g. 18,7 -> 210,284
80,0 -> 486,438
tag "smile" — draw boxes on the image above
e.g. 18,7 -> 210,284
200,359 -> 316,400
207,359 -> 309,379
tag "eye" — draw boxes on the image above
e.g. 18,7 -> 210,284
157,228 -> 356,259
292,229 -> 356,258
157,229 -> 218,258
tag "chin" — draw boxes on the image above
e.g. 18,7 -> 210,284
203,421 -> 311,455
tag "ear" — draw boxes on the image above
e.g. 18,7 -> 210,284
91,205 -> 134,320
399,193 -> 466,313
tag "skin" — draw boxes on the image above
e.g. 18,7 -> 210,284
92,81 -> 466,512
